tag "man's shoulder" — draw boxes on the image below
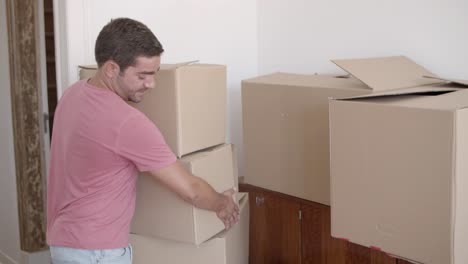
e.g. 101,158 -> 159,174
122,107 -> 152,126
114,102 -> 151,126
62,80 -> 86,97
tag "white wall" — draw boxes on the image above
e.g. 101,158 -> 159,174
55,0 -> 468,178
0,0 -> 21,263
258,0 -> 468,79
55,0 -> 258,176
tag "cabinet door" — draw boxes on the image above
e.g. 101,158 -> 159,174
301,201 -> 397,264
241,184 -> 301,264
395,260 -> 415,264
302,201 -> 343,264
346,243 -> 397,264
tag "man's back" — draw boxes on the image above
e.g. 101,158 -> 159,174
47,80 -> 175,249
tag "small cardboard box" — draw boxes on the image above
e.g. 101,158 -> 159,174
79,62 -> 226,157
130,193 -> 249,264
131,144 -> 238,245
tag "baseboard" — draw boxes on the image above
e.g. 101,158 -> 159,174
20,250 -> 50,264
0,250 -> 18,264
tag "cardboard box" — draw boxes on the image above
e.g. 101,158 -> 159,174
329,56 -> 468,264
79,62 -> 227,157
131,144 -> 238,245
130,193 -> 249,264
78,65 -> 96,80
242,73 -> 369,205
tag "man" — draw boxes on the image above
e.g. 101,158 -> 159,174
47,18 -> 239,264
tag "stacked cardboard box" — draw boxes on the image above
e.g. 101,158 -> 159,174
329,56 -> 468,264
80,62 -> 226,158
132,144 -> 237,245
79,62 -> 248,261
130,193 -> 249,264
241,57 -> 448,206
242,72 -> 370,205
242,56 -> 468,263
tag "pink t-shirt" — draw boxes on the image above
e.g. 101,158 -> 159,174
47,80 -> 176,249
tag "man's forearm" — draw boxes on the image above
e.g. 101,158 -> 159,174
187,176 -> 230,211
149,161 -> 239,229
149,161 -> 230,211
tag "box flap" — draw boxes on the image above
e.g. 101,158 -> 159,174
336,85 -> 463,101
236,192 -> 248,208
180,144 -> 228,163
332,56 -> 442,91
242,72 -> 368,91
161,60 -> 199,70
423,75 -> 468,87
334,86 -> 468,111
78,65 -> 98,70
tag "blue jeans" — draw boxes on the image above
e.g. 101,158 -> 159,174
50,245 -> 132,264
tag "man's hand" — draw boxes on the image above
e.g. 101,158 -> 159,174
216,188 -> 240,230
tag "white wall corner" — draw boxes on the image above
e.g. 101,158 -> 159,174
54,0 -> 88,98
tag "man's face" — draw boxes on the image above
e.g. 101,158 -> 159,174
116,56 -> 161,103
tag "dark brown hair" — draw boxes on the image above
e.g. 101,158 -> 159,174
95,18 -> 164,71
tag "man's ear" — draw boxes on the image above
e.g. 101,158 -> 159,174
102,60 -> 120,79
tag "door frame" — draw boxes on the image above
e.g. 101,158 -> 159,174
6,0 -> 47,252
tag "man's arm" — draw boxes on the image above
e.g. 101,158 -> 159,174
148,161 -> 240,229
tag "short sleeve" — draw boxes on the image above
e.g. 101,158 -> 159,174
115,114 -> 176,172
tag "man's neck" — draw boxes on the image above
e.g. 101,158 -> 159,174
88,70 -> 113,91
87,69 -> 128,101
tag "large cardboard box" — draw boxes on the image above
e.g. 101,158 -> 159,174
130,193 -> 249,264
242,73 -> 369,205
79,62 -> 226,157
131,144 -> 238,245
329,56 -> 468,264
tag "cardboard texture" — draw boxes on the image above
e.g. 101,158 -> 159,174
332,56 -> 440,91
242,73 -> 369,205
78,65 -> 96,80
131,144 -> 237,245
130,193 -> 249,264
79,62 -> 227,157
329,56 -> 468,264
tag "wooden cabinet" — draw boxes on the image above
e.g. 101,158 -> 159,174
248,187 -> 301,263
240,184 -> 408,264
